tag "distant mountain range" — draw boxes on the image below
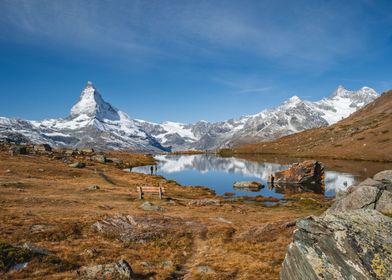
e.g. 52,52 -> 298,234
234,89 -> 392,161
0,81 -> 378,152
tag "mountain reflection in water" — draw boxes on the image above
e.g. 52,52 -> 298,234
131,154 -> 368,197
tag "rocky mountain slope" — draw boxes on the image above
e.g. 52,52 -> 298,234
234,90 -> 392,161
0,82 -> 378,152
136,86 -> 378,150
0,82 -> 167,152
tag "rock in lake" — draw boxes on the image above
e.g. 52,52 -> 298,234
77,259 -> 134,279
273,160 -> 324,185
233,181 -> 263,191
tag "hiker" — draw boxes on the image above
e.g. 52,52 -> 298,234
150,165 -> 154,175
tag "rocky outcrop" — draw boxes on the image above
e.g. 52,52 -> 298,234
92,214 -> 203,244
273,160 -> 324,185
77,259 -> 134,279
328,170 -> 392,215
281,171 -> 392,280
281,210 -> 392,280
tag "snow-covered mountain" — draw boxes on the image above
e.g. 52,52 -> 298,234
136,86 -> 379,150
0,81 -> 167,152
0,83 -> 378,152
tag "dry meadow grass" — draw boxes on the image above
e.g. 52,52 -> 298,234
0,150 -> 329,279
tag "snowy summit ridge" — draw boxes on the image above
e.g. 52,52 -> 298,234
0,82 -> 379,152
70,81 -> 120,121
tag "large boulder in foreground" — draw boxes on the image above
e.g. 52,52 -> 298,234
273,160 -> 324,185
281,210 -> 392,280
281,171 -> 392,279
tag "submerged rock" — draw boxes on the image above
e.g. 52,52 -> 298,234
77,259 -> 134,279
280,210 -> 392,280
273,160 -> 324,185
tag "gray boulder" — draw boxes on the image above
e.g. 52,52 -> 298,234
92,155 -> 106,164
187,198 -> 220,207
69,162 -> 86,168
139,201 -> 164,211
77,259 -> 134,279
281,210 -> 392,280
373,170 -> 392,182
92,214 -> 200,244
328,170 -> 392,215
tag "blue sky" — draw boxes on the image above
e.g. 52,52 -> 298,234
1,0 -> 392,123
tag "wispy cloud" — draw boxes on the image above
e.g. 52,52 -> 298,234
1,0 -> 391,71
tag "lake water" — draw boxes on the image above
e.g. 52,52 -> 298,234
131,154 -> 392,198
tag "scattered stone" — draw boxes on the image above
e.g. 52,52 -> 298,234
69,162 -> 86,168
188,198 -> 220,207
240,220 -> 296,242
197,265 -> 215,273
84,248 -> 98,258
210,217 -> 233,224
29,224 -> 56,234
21,243 -> 54,256
38,168 -> 45,172
139,201 -> 164,211
33,144 -> 52,152
80,148 -> 95,154
273,160 -> 324,185
107,157 -> 123,164
280,210 -> 392,280
93,214 -> 202,244
233,181 -> 263,191
87,185 -> 100,190
92,155 -> 106,164
9,146 -> 28,156
77,259 -> 134,279
162,260 -> 173,268
5,169 -> 11,173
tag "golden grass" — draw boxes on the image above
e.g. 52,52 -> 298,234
0,150 -> 327,279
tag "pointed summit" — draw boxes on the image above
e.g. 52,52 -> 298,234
70,81 -> 120,120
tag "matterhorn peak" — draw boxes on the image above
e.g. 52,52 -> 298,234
69,81 -> 120,121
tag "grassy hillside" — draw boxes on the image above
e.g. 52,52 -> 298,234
234,90 -> 392,162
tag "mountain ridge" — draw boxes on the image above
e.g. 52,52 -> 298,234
234,89 -> 392,161
0,82 -> 379,152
